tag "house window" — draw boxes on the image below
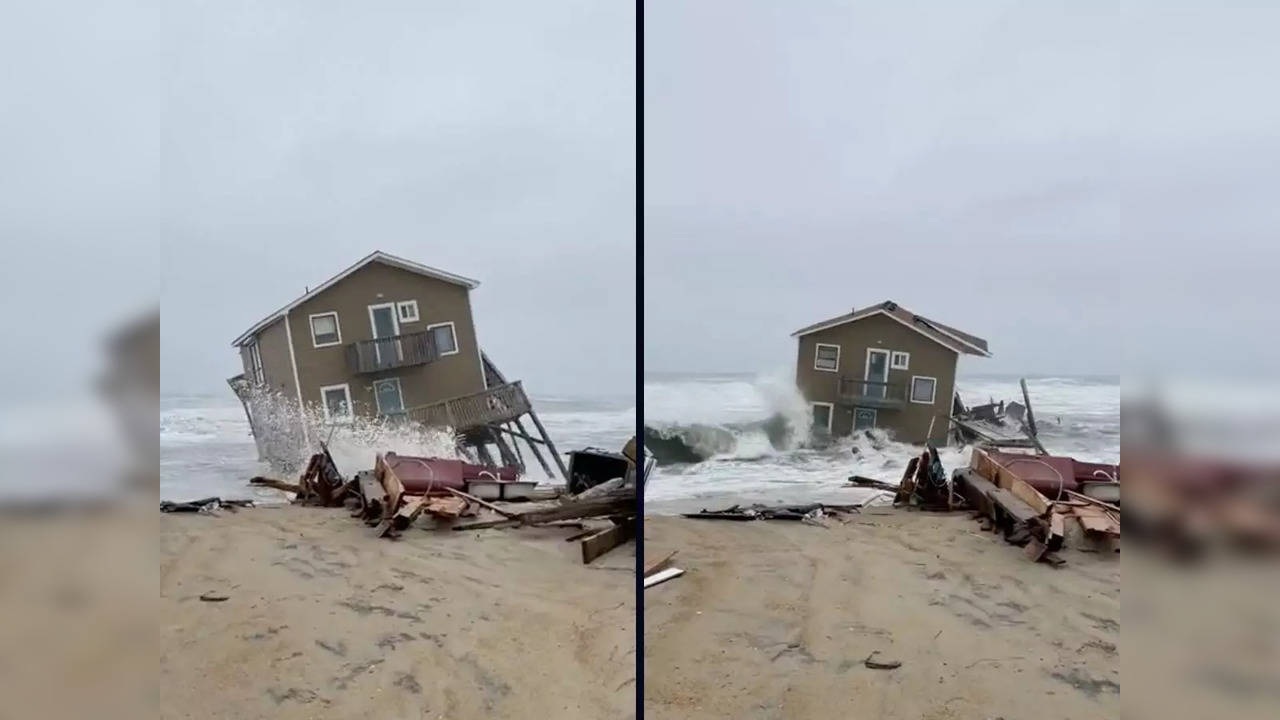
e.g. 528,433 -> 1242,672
910,376 -> 937,404
811,402 -> 833,432
396,300 -> 419,323
428,322 -> 459,356
890,351 -> 910,370
320,383 -> 353,421
373,378 -> 404,415
309,312 -> 342,347
246,341 -> 264,385
814,343 -> 840,372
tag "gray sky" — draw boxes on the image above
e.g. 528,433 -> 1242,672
146,2 -> 634,397
644,1 -> 1279,378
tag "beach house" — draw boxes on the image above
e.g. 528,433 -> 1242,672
791,301 -> 990,444
228,250 -> 565,477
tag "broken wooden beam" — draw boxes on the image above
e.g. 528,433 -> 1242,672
580,518 -> 635,564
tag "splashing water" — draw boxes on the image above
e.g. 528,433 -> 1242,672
642,372 -> 1119,514
161,388 -> 635,503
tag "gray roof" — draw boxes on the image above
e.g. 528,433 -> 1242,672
791,300 -> 990,357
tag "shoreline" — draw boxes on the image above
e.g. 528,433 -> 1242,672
643,510 -> 1119,719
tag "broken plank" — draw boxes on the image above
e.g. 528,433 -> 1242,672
580,519 -> 635,564
987,488 -> 1040,526
1010,478 -> 1051,516
445,487 -> 518,518
643,567 -> 684,589
644,550 -> 679,578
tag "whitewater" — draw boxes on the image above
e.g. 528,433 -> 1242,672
160,391 -> 636,502
643,371 -> 1120,513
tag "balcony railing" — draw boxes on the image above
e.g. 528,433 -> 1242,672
402,381 -> 533,431
836,377 -> 907,409
346,330 -> 437,375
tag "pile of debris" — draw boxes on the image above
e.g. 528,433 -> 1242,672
954,446 -> 1120,565
682,502 -> 863,528
241,439 -> 645,565
950,378 -> 1048,454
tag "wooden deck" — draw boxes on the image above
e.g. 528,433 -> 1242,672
403,381 -> 533,431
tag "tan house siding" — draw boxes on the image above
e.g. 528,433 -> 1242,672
242,317 -> 297,401
795,313 -> 957,444
286,260 -> 485,417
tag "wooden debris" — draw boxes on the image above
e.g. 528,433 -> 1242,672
248,477 -> 303,494
643,567 -> 684,589
846,475 -> 900,493
644,550 -> 679,578
580,518 -> 635,564
864,651 -> 902,670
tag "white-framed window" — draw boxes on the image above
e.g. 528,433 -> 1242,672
427,321 -> 459,356
890,351 -> 910,370
309,312 -> 342,348
319,383 -> 353,422
396,300 -> 419,323
372,377 -> 405,415
814,343 -> 840,372
909,376 -> 937,404
246,340 -> 264,385
811,401 -> 834,432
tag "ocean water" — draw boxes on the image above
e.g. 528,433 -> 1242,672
160,391 -> 636,502
643,371 -> 1120,513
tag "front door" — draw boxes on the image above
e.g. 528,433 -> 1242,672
373,378 -> 404,415
864,348 -> 890,398
854,407 -> 877,430
368,303 -> 401,367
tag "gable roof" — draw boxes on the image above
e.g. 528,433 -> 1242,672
791,300 -> 991,357
231,251 -> 480,346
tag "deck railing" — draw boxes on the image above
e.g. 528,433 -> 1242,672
403,381 -> 533,431
836,377 -> 907,409
346,331 -> 437,374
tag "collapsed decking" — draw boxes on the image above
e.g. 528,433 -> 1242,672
242,438 -> 644,565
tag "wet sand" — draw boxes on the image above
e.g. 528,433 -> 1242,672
160,506 -> 635,719
644,510 -> 1119,720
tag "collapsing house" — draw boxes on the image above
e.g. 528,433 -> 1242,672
226,250 -> 566,479
792,300 -> 991,444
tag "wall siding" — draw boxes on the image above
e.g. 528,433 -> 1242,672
287,261 -> 485,417
794,313 -> 957,444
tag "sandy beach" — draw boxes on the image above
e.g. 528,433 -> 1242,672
160,506 -> 635,719
643,510 -> 1119,720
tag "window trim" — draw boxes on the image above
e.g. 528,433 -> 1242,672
308,311 -> 343,348
426,321 -> 460,356
319,383 -> 353,422
811,401 -> 834,432
396,300 -> 420,323
372,377 -> 405,415
909,375 -> 938,405
813,343 -> 841,372
246,340 -> 264,385
890,351 -> 910,370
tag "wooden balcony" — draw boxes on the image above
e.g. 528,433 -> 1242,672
836,377 -> 907,409
346,330 -> 437,375
403,381 -> 533,431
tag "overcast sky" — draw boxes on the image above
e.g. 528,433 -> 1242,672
143,2 -> 634,397
644,1 -> 1279,378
